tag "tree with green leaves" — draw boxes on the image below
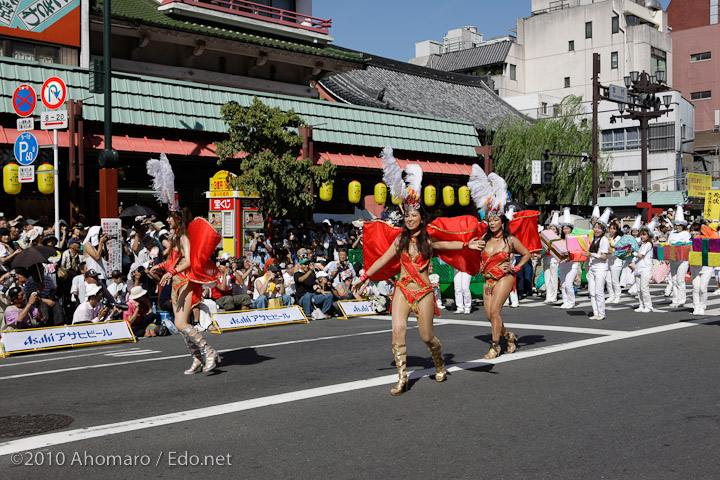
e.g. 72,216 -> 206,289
490,95 -> 608,205
215,97 -> 336,221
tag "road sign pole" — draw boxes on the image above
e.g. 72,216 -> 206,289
54,129 -> 59,239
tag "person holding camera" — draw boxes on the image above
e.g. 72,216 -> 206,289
2,287 -> 46,331
324,248 -> 355,288
212,260 -> 252,311
83,226 -> 108,280
294,259 -> 333,318
250,231 -> 272,265
252,264 -> 292,309
72,284 -> 116,325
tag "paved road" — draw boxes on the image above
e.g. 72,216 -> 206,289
2,284 -> 720,479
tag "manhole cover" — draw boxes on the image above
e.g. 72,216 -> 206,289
0,414 -> 74,438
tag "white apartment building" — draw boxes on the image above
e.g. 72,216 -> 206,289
411,0 -> 692,201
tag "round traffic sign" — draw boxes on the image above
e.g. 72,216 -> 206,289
14,132 -> 39,165
41,77 -> 66,110
12,84 -> 37,117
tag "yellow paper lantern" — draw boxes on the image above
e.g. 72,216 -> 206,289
3,163 -> 20,195
442,185 -> 455,207
37,163 -> 54,195
374,182 -> 387,204
319,182 -> 333,202
348,180 -> 361,204
391,194 -> 402,205
424,185 -> 436,207
459,185 -> 470,206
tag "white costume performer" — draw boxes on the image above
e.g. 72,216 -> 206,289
634,219 -> 657,313
558,208 -> 579,309
667,204 -> 691,308
543,211 -> 561,304
587,208 -> 612,320
606,220 -> 623,304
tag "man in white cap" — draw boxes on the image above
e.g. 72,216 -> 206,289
667,204 -> 691,308
72,284 -> 115,324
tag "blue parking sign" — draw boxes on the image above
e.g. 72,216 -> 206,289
14,132 -> 38,165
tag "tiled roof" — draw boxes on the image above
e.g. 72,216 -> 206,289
91,0 -> 364,63
318,63 -> 524,130
435,40 -> 513,72
598,191 -> 685,207
0,58 -> 480,157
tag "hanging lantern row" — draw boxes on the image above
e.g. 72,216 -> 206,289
318,180 -> 470,208
3,162 -> 54,195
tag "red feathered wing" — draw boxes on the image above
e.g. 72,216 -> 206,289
362,220 -> 402,281
427,215 -> 482,276
509,210 -> 542,253
186,217 -> 221,284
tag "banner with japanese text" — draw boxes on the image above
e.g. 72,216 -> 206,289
0,320 -> 136,356
703,190 -> 720,220
337,299 -> 376,318
212,305 -> 308,332
688,173 -> 712,198
101,218 -> 122,274
0,0 -> 80,47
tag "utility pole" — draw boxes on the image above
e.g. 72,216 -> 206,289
591,53 -> 600,206
99,0 -> 118,219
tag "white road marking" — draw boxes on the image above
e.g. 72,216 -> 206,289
0,328 -> 406,380
370,315 -> 622,336
0,316 -> 716,456
0,346 -> 136,368
104,350 -> 161,357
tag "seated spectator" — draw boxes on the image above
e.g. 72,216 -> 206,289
107,270 -> 127,307
72,284 -> 115,324
252,264 -> 292,309
0,228 -> 20,272
23,268 -> 64,325
312,271 -> 335,318
325,248 -> 355,287
213,261 -> 252,312
124,286 -> 155,335
294,260 -> 333,318
2,288 -> 45,331
281,262 -> 297,297
333,269 -> 354,301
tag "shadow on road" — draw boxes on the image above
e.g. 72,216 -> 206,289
474,333 -> 547,349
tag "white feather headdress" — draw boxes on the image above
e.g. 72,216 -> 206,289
146,153 -> 179,211
381,146 -> 422,210
467,164 -> 507,217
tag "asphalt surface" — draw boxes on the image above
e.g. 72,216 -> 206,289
2,283 -> 720,479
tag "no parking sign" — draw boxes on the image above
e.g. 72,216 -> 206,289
12,85 -> 36,117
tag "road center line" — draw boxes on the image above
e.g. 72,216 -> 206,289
0,317 -> 715,456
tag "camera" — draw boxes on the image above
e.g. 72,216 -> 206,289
103,299 -> 129,311
136,265 -> 146,273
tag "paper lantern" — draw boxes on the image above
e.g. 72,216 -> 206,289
374,182 -> 387,204
319,182 -> 333,202
459,185 -> 470,206
3,163 -> 20,195
424,185 -> 436,207
348,180 -> 361,204
37,163 -> 54,195
391,194 -> 402,205
442,185 -> 455,207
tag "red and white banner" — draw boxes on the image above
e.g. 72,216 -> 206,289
209,198 -> 234,211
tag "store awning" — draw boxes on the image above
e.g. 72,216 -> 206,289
318,152 -> 472,176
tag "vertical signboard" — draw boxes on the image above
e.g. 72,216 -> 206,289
101,218 -> 122,274
0,0 -> 81,47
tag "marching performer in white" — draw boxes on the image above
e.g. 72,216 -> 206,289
543,211 -> 561,304
689,222 -> 712,315
558,208 -> 579,309
633,219 -> 656,313
606,220 -> 623,304
586,208 -> 611,320
624,215 -> 643,296
667,204 -> 691,308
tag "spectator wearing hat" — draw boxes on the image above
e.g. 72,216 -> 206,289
83,226 -> 108,280
0,228 -> 20,272
72,284 -> 115,324
107,270 -> 127,308
124,286 -> 155,334
251,264 -> 292,309
23,268 -> 63,325
2,287 -> 45,331
324,248 -> 355,288
294,259 -> 333,318
333,269 -> 355,301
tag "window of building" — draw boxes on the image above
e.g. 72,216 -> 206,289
612,15 -> 619,34
585,21 -> 592,39
691,52 -> 711,62
601,127 -> 641,151
611,51 -> 618,69
712,0 -> 719,25
541,102 -> 548,115
626,14 -> 640,26
553,103 -> 560,117
651,47 -> 666,78
564,77 -> 570,88
691,91 -> 712,100
509,64 -> 516,81
1,39 -> 59,63
649,122 -> 674,152
568,40 -> 574,51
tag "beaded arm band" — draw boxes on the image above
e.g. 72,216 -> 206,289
169,268 -> 178,276
360,273 -> 369,283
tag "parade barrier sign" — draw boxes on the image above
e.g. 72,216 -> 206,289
0,320 -> 136,357
690,238 -> 720,267
653,244 -> 691,261
212,305 -> 308,332
337,299 -> 377,319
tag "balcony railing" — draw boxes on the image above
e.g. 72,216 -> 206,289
160,0 -> 332,34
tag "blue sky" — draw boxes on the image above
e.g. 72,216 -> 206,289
314,0 -> 672,62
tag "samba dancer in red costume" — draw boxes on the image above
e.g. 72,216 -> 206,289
354,148 -> 483,395
468,165 -> 532,359
147,154 -> 221,374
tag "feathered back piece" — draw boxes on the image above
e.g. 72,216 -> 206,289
467,164 -> 507,217
381,146 -> 423,211
146,153 -> 179,211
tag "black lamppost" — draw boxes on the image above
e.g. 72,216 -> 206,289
610,69 -> 673,203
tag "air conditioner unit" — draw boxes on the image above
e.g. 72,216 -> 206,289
651,183 -> 663,192
611,190 -> 625,197
612,178 -> 626,190
645,0 -> 662,11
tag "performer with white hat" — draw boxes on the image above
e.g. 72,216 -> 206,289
558,208 -> 579,309
585,208 -> 612,319
633,219 -> 657,313
630,214 -> 642,238
605,217 -> 624,304
667,204 -> 691,308
542,211 -> 561,304
688,222 -> 713,315
590,204 -> 600,225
